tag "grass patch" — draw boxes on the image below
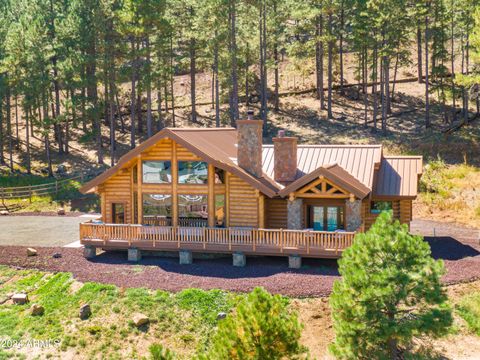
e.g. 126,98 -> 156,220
0,267 -> 242,359
456,292 -> 480,335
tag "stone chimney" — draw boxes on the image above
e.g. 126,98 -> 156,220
237,110 -> 263,178
273,130 -> 297,182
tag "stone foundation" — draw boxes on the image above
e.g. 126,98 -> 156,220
83,246 -> 96,259
287,198 -> 303,230
179,250 -> 193,265
288,255 -> 302,269
345,199 -> 362,231
128,248 -> 142,262
233,252 -> 246,267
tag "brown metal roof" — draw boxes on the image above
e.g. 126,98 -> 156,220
80,128 -> 421,200
80,128 -> 279,197
262,144 -> 382,189
373,156 -> 423,198
278,164 -> 371,199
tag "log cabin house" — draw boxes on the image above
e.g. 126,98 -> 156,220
79,116 -> 422,267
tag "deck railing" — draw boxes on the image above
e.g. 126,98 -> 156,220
80,222 -> 356,257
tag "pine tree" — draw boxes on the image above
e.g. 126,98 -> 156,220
330,212 -> 452,359
202,287 -> 305,360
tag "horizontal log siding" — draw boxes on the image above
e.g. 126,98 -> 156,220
265,198 -> 288,229
228,174 -> 259,227
103,169 -> 132,223
363,199 -> 412,231
142,138 -> 173,159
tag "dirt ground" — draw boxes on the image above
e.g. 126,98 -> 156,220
295,280 -> 480,360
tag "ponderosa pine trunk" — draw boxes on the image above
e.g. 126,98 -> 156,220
146,36 -> 153,137
316,13 -> 325,110
214,36 -> 220,127
190,35 -> 197,123
425,10 -> 431,128
327,11 -> 333,119
25,107 -> 31,174
417,25 -> 423,83
230,0 -> 239,125
339,0 -> 345,95
6,83 -> 13,170
130,39 -> 136,149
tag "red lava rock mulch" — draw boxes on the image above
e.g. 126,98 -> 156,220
0,233 -> 479,297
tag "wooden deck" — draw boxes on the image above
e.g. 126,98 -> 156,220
80,222 -> 356,258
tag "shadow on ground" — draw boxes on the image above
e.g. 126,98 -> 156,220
90,251 -> 340,279
425,236 -> 480,260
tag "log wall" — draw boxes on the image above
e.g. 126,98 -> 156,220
227,174 -> 259,227
363,199 -> 412,231
102,169 -> 132,223
265,198 -> 288,229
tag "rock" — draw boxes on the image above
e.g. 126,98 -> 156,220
217,312 -> 227,320
52,253 -> 62,259
27,248 -> 37,257
12,293 -> 28,305
79,304 -> 91,320
0,210 -> 8,216
56,164 -> 67,175
57,208 -> 66,216
30,303 -> 44,316
132,313 -> 149,327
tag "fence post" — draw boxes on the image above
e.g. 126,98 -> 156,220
29,186 -> 32,203
55,180 -> 59,195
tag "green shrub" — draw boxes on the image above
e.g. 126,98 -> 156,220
149,344 -> 177,360
202,287 -> 305,360
330,212 -> 452,359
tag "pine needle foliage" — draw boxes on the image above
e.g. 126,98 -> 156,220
329,212 -> 452,360
200,287 -> 306,360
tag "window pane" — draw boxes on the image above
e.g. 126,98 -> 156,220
371,201 -> 393,214
142,161 -> 171,183
143,194 -> 172,219
178,195 -> 208,227
313,206 -> 324,231
326,207 -> 338,231
215,194 -> 225,227
214,168 -> 225,184
178,161 -> 208,184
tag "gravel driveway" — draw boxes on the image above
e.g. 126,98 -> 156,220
0,214 -> 99,247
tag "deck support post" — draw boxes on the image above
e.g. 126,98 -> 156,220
83,245 -> 96,259
128,248 -> 142,262
288,254 -> 302,269
233,252 -> 246,267
179,250 -> 193,265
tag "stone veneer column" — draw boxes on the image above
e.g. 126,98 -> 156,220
287,198 -> 303,230
345,199 -> 362,231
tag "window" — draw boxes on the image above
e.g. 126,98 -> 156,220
178,161 -> 208,184
308,206 -> 344,231
133,165 -> 138,184
112,203 -> 125,224
370,201 -> 393,214
142,161 -> 171,183
214,168 -> 226,184
143,194 -> 172,221
215,194 -> 225,227
178,195 -> 208,227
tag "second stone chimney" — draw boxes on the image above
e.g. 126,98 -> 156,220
237,110 -> 263,178
273,130 -> 297,183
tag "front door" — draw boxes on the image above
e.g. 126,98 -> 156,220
112,203 -> 125,224
310,206 -> 344,231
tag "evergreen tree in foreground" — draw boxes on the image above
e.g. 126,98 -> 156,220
201,287 -> 306,360
329,212 -> 452,359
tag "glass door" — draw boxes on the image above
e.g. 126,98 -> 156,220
309,205 -> 344,231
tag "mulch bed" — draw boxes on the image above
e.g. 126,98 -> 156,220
0,234 -> 479,297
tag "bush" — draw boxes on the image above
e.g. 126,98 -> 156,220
330,212 -> 452,359
201,287 -> 305,360
149,344 -> 176,360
